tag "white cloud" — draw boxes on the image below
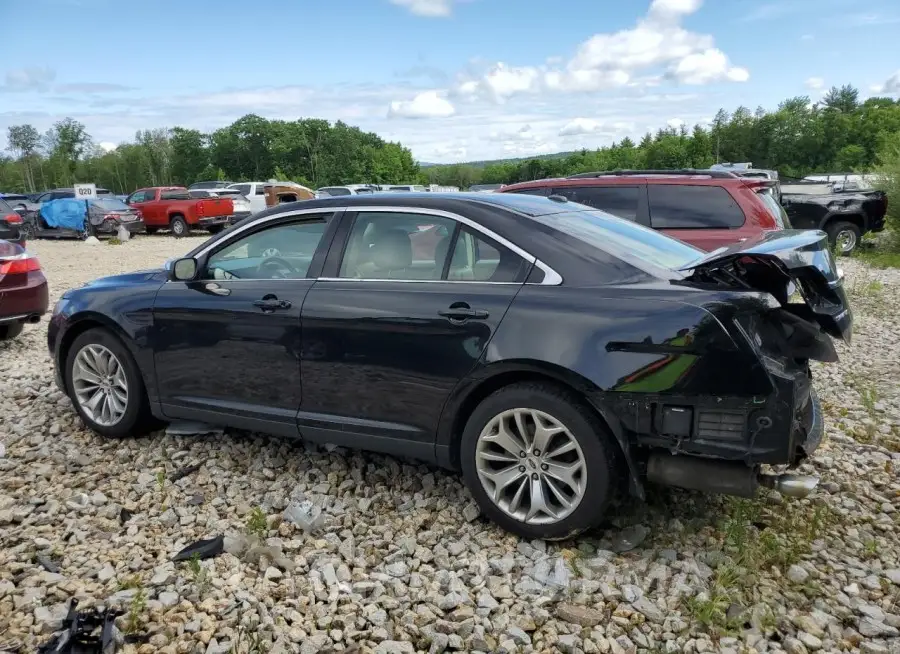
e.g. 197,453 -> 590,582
805,76 -> 825,90
3,66 -> 56,92
450,0 -> 747,101
389,0 -> 453,17
667,118 -> 685,129
98,141 -> 117,152
388,90 -> 456,118
487,124 -> 538,141
559,118 -> 603,136
670,48 -> 749,84
872,70 -> 900,95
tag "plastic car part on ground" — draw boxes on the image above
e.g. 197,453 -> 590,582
165,421 -> 224,436
171,535 -> 224,561
37,599 -> 120,654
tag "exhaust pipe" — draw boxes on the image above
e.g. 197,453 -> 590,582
647,453 -> 819,499
758,473 -> 819,498
26,314 -> 41,324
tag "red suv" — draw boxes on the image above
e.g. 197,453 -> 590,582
499,169 -> 786,251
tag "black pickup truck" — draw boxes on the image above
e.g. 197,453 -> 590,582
780,181 -> 887,255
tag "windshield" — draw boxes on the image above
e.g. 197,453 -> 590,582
92,198 -> 130,211
529,209 -> 704,274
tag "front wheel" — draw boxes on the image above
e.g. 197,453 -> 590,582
827,221 -> 862,256
64,328 -> 155,438
170,216 -> 188,237
460,382 -> 618,540
0,323 -> 24,341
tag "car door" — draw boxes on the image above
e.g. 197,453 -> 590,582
127,190 -> 157,225
298,207 -> 531,460
647,184 -> 748,251
151,208 -> 341,435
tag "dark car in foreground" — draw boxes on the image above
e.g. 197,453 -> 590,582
1,240 -> 49,341
48,193 -> 849,539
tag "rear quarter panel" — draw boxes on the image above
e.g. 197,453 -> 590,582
437,285 -> 773,459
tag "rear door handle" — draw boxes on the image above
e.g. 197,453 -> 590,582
253,298 -> 292,311
438,307 -> 489,321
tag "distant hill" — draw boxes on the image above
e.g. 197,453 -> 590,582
418,150 -> 579,169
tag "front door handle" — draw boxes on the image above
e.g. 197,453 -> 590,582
204,282 -> 230,296
253,298 -> 292,312
438,304 -> 489,321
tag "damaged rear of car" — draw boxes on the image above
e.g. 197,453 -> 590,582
636,229 -> 850,499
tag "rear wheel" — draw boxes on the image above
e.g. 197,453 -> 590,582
460,382 -> 618,540
64,328 -> 156,438
170,215 -> 188,237
207,225 -> 223,235
827,221 -> 862,256
0,323 -> 24,341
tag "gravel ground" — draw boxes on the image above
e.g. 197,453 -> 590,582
1,238 -> 900,654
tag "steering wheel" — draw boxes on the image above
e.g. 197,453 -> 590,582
257,256 -> 298,279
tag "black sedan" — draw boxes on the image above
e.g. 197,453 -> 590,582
48,193 -> 850,539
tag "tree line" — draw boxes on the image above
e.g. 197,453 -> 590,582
424,86 -> 900,189
0,115 -> 420,193
3,84 -> 900,198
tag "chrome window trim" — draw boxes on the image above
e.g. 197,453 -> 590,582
186,203 -> 563,286
192,206 -> 346,259
316,277 -> 521,286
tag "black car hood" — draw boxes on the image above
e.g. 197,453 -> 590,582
81,269 -> 166,289
680,229 -> 852,342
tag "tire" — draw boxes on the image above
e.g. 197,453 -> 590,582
19,220 -> 35,241
145,227 -> 159,235
0,323 -> 24,341
64,327 -> 156,438
826,221 -> 862,256
206,225 -> 223,235
460,382 -> 618,540
170,215 -> 188,237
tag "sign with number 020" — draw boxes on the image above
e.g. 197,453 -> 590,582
74,183 -> 97,199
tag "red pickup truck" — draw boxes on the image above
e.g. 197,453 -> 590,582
125,186 -> 234,236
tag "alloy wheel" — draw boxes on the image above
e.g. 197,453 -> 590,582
475,408 -> 586,525
71,344 -> 129,427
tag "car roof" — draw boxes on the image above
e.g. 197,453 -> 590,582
257,191 -> 581,219
503,170 -> 746,190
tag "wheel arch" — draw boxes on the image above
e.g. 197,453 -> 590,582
436,360 -> 644,498
57,313 -> 155,401
820,211 -> 866,233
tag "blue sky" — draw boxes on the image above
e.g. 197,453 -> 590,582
2,0 -> 900,163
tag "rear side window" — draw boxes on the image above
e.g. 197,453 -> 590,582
648,185 -> 745,229
256,185 -> 268,195
552,186 -> 640,221
321,187 -> 351,196
231,184 -> 251,196
161,190 -> 191,200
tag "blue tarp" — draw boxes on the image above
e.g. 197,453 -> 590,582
41,199 -> 87,230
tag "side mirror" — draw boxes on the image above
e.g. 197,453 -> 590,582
13,207 -> 25,215
171,257 -> 198,281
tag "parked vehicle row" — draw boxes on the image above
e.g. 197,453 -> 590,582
125,187 -> 235,236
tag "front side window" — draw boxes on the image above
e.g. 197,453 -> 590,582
320,187 -> 351,197
648,185 -> 745,229
231,184 -> 251,196
552,186 -> 640,221
128,191 -> 148,203
339,212 -> 456,280
205,214 -> 333,280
